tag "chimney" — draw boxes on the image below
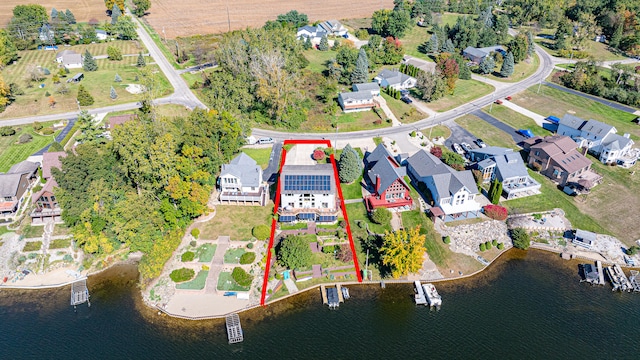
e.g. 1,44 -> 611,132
376,174 -> 381,194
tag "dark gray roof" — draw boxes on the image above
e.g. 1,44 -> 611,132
352,83 -> 380,92
469,146 -> 512,157
0,173 -> 25,197
602,133 -> 633,151
280,164 -> 336,194
220,153 -> 261,187
581,119 -> 615,137
367,157 -> 406,193
375,70 -> 414,86
9,160 -> 39,176
365,143 -> 392,168
297,25 -> 316,34
463,46 -> 488,59
339,91 -> 373,101
407,150 -> 478,196
559,114 -> 587,131
575,229 -> 597,244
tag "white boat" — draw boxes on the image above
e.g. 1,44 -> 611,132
422,283 -> 442,307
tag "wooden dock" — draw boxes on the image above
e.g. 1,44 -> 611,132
70,279 -> 90,306
225,313 -> 244,344
596,261 -> 605,286
336,284 -> 345,303
320,285 -> 328,305
321,284 -> 344,308
629,270 -> 640,292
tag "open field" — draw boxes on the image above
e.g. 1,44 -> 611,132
400,13 -> 466,61
479,53 -> 540,84
427,79 -> 494,112
303,49 -> 336,74
482,106 -> 550,137
455,114 -> 518,149
0,122 -> 61,172
200,205 -> 273,241
511,85 -> 639,140
534,36 -> 626,61
0,1 -> 107,29
145,0 -> 395,38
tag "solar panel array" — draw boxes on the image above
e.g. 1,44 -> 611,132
283,175 -> 331,191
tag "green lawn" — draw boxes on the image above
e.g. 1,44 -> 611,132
340,176 -> 364,200
480,53 -> 540,83
49,239 -> 71,249
399,25 -> 433,61
511,85 -> 639,140
200,205 -> 273,241
335,109 -> 391,132
175,270 -> 209,290
345,202 -> 391,234
535,37 -> 626,61
195,244 -> 217,263
0,226 -> 11,236
381,93 -> 426,123
223,248 -> 246,264
482,106 -> 551,137
504,171 -> 606,234
421,124 -> 451,140
303,49 -> 337,73
241,147 -> 272,169
427,79 -> 494,112
217,271 -> 251,291
22,225 -> 45,239
280,223 -> 307,230
22,241 -> 42,252
0,123 -> 61,172
455,114 -> 518,149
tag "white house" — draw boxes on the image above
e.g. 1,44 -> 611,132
374,69 -> 417,90
56,50 -> 83,69
278,164 -> 339,223
317,20 -> 348,36
352,82 -> 380,96
218,153 -> 268,205
296,25 -> 328,44
338,91 -> 376,112
406,150 -> 481,221
402,55 -> 436,74
95,29 -> 108,41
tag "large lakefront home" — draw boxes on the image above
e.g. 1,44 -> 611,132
0,161 -> 39,222
523,135 -> 602,189
218,153 -> 268,206
468,146 -> 541,199
406,150 -> 481,221
363,144 -> 412,210
556,114 -> 636,166
278,164 -> 339,223
31,151 -> 67,224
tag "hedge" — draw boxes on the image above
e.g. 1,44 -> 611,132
191,228 -> 200,238
239,252 -> 256,264
232,267 -> 253,287
181,251 -> 195,262
170,268 -> 195,283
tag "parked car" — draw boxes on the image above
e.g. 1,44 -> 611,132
516,129 -> 534,138
400,89 -> 410,96
258,137 -> 275,144
495,99 -> 503,105
401,96 -> 413,104
342,34 -> 349,38
475,138 -> 487,148
460,142 -> 472,153
505,96 -> 512,101
546,115 -> 560,124
452,143 -> 464,155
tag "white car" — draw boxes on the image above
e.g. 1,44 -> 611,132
452,143 -> 464,155
258,137 -> 274,144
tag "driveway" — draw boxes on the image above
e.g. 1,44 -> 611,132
443,120 -> 478,150
33,117 -> 77,155
263,142 -> 282,183
471,110 -> 527,143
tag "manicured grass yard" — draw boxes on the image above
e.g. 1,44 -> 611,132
22,225 -> 45,239
455,114 -> 518,149
381,93 -> 426,123
340,176 -> 365,200
224,248 -> 246,264
421,124 -> 452,140
511,86 -> 639,140
427,79 -> 494,112
482,106 -> 551,137
22,241 -> 42,252
303,49 -> 337,73
200,205 -> 273,241
196,244 -> 217,262
400,25 -> 434,61
335,109 -> 390,132
480,53 -> 540,83
175,270 -> 209,290
535,37 -> 626,61
49,239 -> 72,249
241,147 -> 272,169
345,202 -> 391,234
217,271 -> 250,291
0,226 -> 10,236
0,123 -> 62,172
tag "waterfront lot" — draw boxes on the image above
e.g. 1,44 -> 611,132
199,205 -> 273,241
454,114 -> 518,149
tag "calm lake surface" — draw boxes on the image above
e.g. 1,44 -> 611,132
0,249 -> 638,359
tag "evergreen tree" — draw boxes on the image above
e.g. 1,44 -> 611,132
318,35 -> 329,51
83,50 -> 98,71
429,33 -> 439,54
527,31 -> 535,57
457,58 -> 471,80
488,179 -> 502,204
111,4 -> 122,25
478,6 -> 494,28
609,23 -> 623,49
303,36 -> 312,50
479,56 -> 495,74
110,86 -> 117,99
137,52 -> 146,67
337,144 -> 362,183
65,9 -> 76,24
51,8 -> 58,19
350,48 -> 369,84
500,52 -> 514,78
441,38 -> 455,53
114,73 -> 122,82
77,85 -> 94,106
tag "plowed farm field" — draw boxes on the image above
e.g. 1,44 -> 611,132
146,0 -> 394,38
1,0 -> 107,27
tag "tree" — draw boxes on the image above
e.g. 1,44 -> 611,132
429,33 -> 439,54
111,4 -> 122,25
115,16 -> 138,40
77,85 -> 95,106
231,267 -> 253,286
133,0 -> 151,17
511,228 -> 530,250
137,52 -> 146,67
493,14 -> 509,44
609,23 -> 623,49
527,31 -> 535,57
318,35 -> 329,51
48,95 -> 56,108
478,6 -> 494,28
7,4 -> 48,50
75,110 -> 101,143
479,55 -> 495,74
0,74 -> 11,112
65,9 -> 76,24
500,52 -> 515,78
107,46 -> 123,61
351,48 -> 369,84
277,235 -> 312,270
276,10 -> 308,27
441,38 -> 455,53
303,36 -> 312,50
441,151 -> 465,168
0,30 -> 18,69
83,50 -> 98,71
114,73 -> 122,82
380,226 -> 426,278
51,8 -> 58,19
372,8 -> 411,38
438,55 -> 459,93
554,18 -> 572,51
416,71 -> 446,102
105,0 -> 125,12
252,225 -> 270,240
509,34 -> 529,63
488,179 -> 502,204
337,144 -> 363,183
371,207 -> 392,225
110,86 -> 117,99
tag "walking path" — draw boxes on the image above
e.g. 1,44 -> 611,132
204,236 -> 230,294
283,278 -> 299,294
374,96 -> 402,127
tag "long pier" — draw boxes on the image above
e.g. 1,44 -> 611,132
596,261 -> 605,286
225,314 -> 243,344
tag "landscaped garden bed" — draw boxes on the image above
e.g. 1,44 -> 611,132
175,269 -> 209,290
217,271 -> 251,291
223,248 -> 246,264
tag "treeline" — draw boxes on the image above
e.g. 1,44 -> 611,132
553,61 -> 640,107
52,109 -> 244,282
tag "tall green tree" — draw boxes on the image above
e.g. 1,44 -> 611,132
554,18 -> 572,50
380,227 -> 426,278
488,178 -> 502,204
65,9 -> 76,24
527,31 -> 535,57
0,30 -> 18,68
77,85 -> 95,106
337,144 -> 363,183
111,4 -> 122,25
277,235 -> 312,270
133,0 -> 151,17
318,35 -> 329,51
479,55 -> 495,74
493,14 -> 509,44
500,52 -> 514,78
509,33 -> 529,63
429,33 -> 439,54
107,45 -> 123,60
75,110 -> 103,144
441,38 -> 455,53
372,8 -> 411,38
350,48 -> 369,84
115,15 -> 138,40
137,52 -> 146,67
110,86 -> 117,99
511,228 -> 530,250
83,50 -> 98,71
276,10 -> 308,27
51,8 -> 58,19
7,4 -> 49,49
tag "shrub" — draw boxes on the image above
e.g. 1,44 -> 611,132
410,130 -> 416,137
232,267 -> 253,287
336,229 -> 345,239
511,228 -> 530,250
252,225 -> 271,240
370,207 -> 392,224
483,205 -> 508,221
19,133 -> 33,144
247,242 -> 254,249
189,240 -> 197,247
497,243 -> 504,250
626,246 -> 640,255
239,252 -> 256,264
0,127 -> 16,136
479,243 -> 486,251
322,245 -> 335,254
268,289 -> 273,294
170,268 -> 195,283
430,146 -> 443,158
191,228 -> 200,238
337,244 -> 354,262
443,236 -> 451,244
42,128 -> 54,135
181,251 -> 195,262
492,239 -> 498,247
33,122 -> 43,131
485,241 -> 492,250
313,149 -> 325,161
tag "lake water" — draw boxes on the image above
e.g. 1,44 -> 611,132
0,249 -> 638,359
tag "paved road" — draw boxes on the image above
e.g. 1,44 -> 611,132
543,81 -> 638,114
471,110 -> 527,143
263,142 -> 283,183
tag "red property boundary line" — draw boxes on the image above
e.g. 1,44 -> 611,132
260,139 -> 363,306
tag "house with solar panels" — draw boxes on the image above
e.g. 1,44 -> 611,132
278,164 -> 339,223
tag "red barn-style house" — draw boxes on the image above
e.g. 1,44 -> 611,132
364,144 -> 412,210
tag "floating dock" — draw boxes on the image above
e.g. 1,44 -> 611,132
606,264 -> 633,292
596,261 -> 605,286
70,279 -> 90,307
628,270 -> 640,292
414,281 -> 427,305
580,262 -> 604,285
225,314 -> 244,344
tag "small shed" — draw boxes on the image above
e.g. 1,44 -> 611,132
70,73 -> 84,83
573,229 -> 596,249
